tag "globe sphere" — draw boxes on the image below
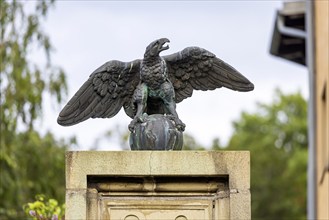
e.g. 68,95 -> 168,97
129,114 -> 183,150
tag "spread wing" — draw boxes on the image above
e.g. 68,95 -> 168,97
163,47 -> 254,103
57,59 -> 141,126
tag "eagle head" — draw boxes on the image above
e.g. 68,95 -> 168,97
144,38 -> 170,58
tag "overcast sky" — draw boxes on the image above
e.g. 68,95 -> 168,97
39,1 -> 308,150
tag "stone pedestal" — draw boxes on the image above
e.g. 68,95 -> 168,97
65,151 -> 250,219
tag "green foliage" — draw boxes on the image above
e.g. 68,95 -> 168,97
0,0 -> 67,132
182,133 -> 206,150
23,195 -> 65,220
182,135 -> 223,150
226,89 -> 307,219
0,131 -> 71,218
0,0 -> 71,218
182,90 -> 307,218
0,1 -> 308,219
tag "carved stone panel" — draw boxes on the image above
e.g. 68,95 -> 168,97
88,176 -> 228,220
65,151 -> 250,220
104,199 -> 212,220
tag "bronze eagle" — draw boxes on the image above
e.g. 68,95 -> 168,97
57,38 -> 254,131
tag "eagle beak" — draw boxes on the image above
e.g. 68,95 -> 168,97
159,38 -> 170,52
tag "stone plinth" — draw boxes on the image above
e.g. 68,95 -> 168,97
66,151 -> 250,220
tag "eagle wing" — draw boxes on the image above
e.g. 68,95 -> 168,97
163,47 -> 254,103
57,59 -> 141,126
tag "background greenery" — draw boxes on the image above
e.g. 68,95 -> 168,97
0,1 -> 307,219
183,89 -> 308,219
1,0 -> 71,218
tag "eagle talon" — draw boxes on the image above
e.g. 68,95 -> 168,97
128,121 -> 135,132
129,114 -> 148,132
176,121 -> 186,132
167,116 -> 185,132
128,119 -> 138,132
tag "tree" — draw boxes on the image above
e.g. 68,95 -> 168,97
182,90 -> 307,218
182,133 -> 206,150
0,1 -> 72,218
226,89 -> 307,219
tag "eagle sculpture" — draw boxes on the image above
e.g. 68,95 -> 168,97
57,38 -> 254,133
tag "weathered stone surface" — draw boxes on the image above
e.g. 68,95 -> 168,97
65,151 -> 250,220
105,199 -> 212,220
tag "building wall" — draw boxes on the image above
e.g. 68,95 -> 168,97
314,1 -> 329,219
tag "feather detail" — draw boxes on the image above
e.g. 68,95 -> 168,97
57,59 -> 141,126
164,46 -> 254,103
